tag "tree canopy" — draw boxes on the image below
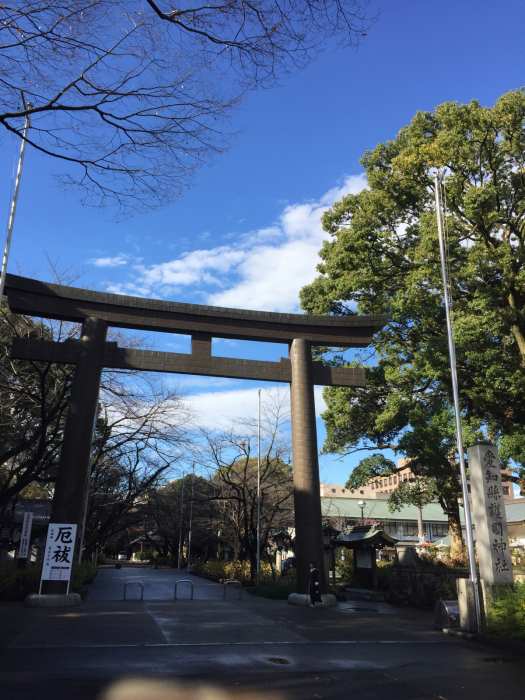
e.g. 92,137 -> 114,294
300,88 -> 525,554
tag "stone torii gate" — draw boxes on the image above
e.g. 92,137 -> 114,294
5,274 -> 386,596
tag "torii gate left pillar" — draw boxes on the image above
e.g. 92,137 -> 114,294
41,317 -> 107,595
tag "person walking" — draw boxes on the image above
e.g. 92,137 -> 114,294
309,561 -> 323,607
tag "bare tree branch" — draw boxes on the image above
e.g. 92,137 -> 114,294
0,0 -> 375,215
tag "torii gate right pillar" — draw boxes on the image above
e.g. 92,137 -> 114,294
290,338 -> 326,595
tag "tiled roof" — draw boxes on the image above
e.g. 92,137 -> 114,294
322,497 -> 449,522
323,496 -> 525,526
333,525 -> 397,548
7,499 -> 52,528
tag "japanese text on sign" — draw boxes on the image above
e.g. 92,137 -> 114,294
18,512 -> 33,560
40,524 -> 77,588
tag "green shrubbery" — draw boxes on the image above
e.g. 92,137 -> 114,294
71,561 -> 97,590
0,561 -> 97,601
133,551 -> 151,561
484,583 -> 525,639
0,562 -> 43,601
335,550 -> 354,586
132,551 -> 178,567
419,545 -> 470,569
192,560 -> 228,581
248,568 -> 297,599
192,559 -> 277,585
376,561 -> 392,590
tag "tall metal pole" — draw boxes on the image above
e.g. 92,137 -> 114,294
187,464 -> 195,574
435,171 -> 481,628
0,104 -> 32,301
78,408 -> 100,563
256,389 -> 261,586
178,473 -> 185,569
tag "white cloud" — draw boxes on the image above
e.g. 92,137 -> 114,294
136,247 -> 246,291
188,384 -> 327,428
90,255 -> 130,267
123,174 -> 366,313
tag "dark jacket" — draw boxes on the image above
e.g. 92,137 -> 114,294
309,567 -> 322,603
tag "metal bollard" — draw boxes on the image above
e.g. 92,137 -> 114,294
123,581 -> 144,601
223,580 -> 242,600
174,579 -> 194,600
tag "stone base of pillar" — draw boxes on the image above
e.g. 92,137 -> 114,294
24,593 -> 81,608
456,578 -> 477,633
287,593 -> 337,608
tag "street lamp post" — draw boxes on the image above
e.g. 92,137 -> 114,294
358,500 -> 366,526
187,464 -> 195,574
177,473 -> 185,569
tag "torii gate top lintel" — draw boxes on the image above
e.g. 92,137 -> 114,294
5,273 -> 387,347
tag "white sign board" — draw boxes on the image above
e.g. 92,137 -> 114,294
18,512 -> 33,559
467,443 -> 513,586
40,524 -> 77,590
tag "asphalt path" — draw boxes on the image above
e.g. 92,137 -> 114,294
1,568 -> 524,700
84,567 -> 226,602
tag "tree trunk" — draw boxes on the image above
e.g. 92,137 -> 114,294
446,503 -> 464,560
250,553 -> 257,583
267,548 -> 276,583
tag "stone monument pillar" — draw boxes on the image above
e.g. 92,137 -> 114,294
467,443 -> 513,611
43,317 -> 107,595
289,338 -> 326,595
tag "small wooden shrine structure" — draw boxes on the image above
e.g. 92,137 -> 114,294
333,525 -> 397,591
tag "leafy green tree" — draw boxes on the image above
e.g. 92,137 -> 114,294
301,88 -> 525,556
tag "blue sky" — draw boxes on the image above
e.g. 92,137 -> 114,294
2,0 -> 524,484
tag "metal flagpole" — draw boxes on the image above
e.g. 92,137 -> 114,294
435,171 -> 481,628
178,473 -> 185,569
256,389 -> 261,587
0,101 -> 32,301
187,464 -> 195,574
78,408 -> 99,563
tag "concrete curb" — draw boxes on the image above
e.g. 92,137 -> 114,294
24,593 -> 81,608
288,593 -> 337,608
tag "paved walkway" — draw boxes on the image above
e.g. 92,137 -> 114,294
1,569 -> 525,700
84,567 -> 227,601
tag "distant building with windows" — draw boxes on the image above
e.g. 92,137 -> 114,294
321,457 -> 516,501
321,496 -> 450,545
321,494 -> 525,548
